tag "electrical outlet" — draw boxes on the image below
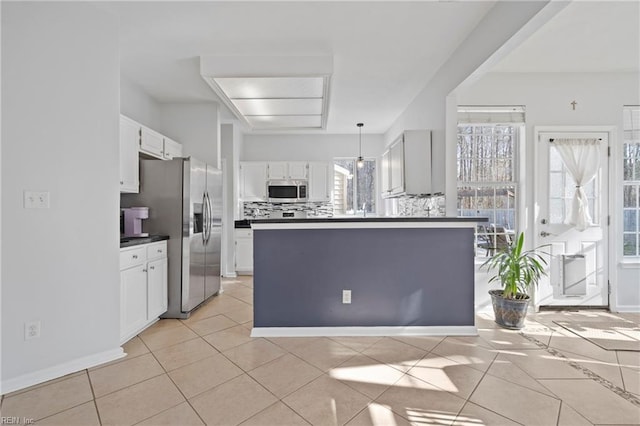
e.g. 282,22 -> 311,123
342,290 -> 352,304
24,191 -> 50,209
25,321 -> 41,340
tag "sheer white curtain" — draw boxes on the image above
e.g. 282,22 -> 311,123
553,138 -> 601,231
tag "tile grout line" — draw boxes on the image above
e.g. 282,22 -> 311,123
614,350 -> 631,395
142,340 -> 209,426
482,352 -> 566,401
452,351 -> 528,426
519,331 -> 640,407
84,369 -> 104,426
28,371 -> 100,425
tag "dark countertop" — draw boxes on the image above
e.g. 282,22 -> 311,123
120,235 -> 169,248
250,217 -> 488,225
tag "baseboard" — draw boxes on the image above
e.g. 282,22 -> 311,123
1,347 -> 125,395
223,272 -> 238,278
611,305 -> 640,313
250,325 -> 477,337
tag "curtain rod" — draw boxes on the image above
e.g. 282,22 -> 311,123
549,138 -> 602,142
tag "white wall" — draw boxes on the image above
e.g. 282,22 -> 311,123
1,2 -> 122,392
221,123 -> 243,277
120,76 -> 162,130
242,133 -> 384,162
160,103 -> 221,168
458,71 -> 640,312
384,1 -> 561,214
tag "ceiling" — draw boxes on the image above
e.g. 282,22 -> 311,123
110,1 -> 639,134
492,1 -> 640,73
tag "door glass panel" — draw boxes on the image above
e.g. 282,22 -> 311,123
549,146 -> 598,224
550,199 -> 563,224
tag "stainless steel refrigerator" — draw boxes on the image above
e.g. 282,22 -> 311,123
132,157 -> 222,318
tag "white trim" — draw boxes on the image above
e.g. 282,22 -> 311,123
532,125 -> 616,311
119,317 -> 159,345
618,260 -> 640,268
611,305 -> 640,313
251,221 -> 481,231
223,272 -> 239,278
251,326 -> 477,337
0,347 -> 125,395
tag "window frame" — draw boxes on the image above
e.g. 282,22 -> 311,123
622,106 -> 640,258
332,157 -> 377,216
456,120 -> 523,257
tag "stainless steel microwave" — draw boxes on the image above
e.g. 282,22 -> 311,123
267,179 -> 308,202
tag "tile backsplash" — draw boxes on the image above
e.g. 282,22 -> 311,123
243,201 -> 333,218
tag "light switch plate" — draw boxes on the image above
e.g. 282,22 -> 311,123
24,191 -> 50,209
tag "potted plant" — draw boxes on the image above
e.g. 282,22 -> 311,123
482,231 -> 548,329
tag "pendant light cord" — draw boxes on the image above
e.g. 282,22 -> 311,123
357,122 -> 364,168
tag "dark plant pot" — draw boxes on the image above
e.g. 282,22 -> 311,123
489,289 -> 530,330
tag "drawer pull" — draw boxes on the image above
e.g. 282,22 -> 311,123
157,249 -> 163,253
132,255 -> 138,259
150,266 -> 155,270
143,268 -> 147,272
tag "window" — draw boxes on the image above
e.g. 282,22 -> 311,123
623,106 -> 640,257
333,159 -> 376,215
457,106 -> 523,256
549,145 -> 598,224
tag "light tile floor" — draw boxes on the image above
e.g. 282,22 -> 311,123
2,276 -> 639,425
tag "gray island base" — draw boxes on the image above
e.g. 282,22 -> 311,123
250,218 -> 486,337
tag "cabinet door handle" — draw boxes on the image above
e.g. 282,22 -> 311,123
142,268 -> 147,272
157,249 -> 163,253
120,181 -> 124,185
150,266 -> 155,270
132,254 -> 138,259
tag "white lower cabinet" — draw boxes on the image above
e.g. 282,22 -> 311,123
120,264 -> 148,341
235,229 -> 253,275
120,241 -> 167,343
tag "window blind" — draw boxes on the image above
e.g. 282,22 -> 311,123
458,106 -> 525,124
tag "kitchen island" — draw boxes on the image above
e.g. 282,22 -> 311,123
250,217 -> 486,337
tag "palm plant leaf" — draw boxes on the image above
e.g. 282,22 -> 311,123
481,231 -> 548,300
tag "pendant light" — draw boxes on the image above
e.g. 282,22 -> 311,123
356,122 -> 364,169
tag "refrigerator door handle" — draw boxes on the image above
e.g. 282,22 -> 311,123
202,193 -> 208,244
205,191 -> 213,244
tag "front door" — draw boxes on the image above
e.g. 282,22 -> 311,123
535,130 -> 609,307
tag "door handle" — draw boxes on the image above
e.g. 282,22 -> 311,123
204,192 -> 212,244
202,193 -> 208,244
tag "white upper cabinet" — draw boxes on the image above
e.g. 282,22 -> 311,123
120,115 -> 140,193
240,162 -> 268,201
288,162 -> 308,179
381,130 -> 442,198
389,138 -> 405,195
163,137 -> 183,160
267,162 -> 287,179
308,162 -> 331,201
267,162 -> 308,180
380,150 -> 391,195
139,126 -> 165,159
